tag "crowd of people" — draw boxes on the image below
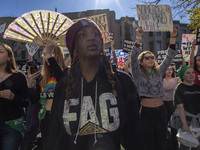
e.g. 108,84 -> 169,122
0,18 -> 200,150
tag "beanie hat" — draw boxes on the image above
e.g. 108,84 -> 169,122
65,19 -> 102,58
176,65 -> 192,80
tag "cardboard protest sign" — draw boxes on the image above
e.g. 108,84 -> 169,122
197,27 -> 200,45
181,34 -> 197,61
73,14 -> 110,43
25,43 -> 40,57
0,23 -> 6,34
157,49 -> 182,65
109,32 -> 114,41
104,48 -> 111,57
123,40 -> 134,53
110,50 -> 128,67
136,5 -> 173,31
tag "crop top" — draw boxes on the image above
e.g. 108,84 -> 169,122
131,44 -> 177,98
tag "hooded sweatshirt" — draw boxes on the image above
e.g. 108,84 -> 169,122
45,68 -> 144,150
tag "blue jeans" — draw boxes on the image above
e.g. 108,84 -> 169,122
141,104 -> 167,150
0,123 -> 23,150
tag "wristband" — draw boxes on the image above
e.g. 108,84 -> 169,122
171,36 -> 176,38
136,36 -> 142,40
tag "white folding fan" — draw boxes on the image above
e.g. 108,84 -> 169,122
3,10 -> 74,46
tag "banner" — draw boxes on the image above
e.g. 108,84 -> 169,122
157,49 -> 182,65
181,34 -> 197,61
0,23 -> 6,34
25,43 -> 40,57
136,5 -> 173,31
73,14 -> 110,43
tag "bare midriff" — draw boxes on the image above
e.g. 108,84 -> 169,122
141,97 -> 164,108
45,99 -> 53,111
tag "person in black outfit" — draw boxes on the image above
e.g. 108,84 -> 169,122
45,19 -> 144,150
0,42 -> 28,150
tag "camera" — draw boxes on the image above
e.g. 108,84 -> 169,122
26,61 -> 39,74
26,61 -> 35,67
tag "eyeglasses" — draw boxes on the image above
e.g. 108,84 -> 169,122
144,56 -> 154,60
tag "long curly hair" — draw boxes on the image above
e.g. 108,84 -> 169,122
66,48 -> 116,103
138,51 -> 159,76
40,45 -> 65,87
0,43 -> 18,74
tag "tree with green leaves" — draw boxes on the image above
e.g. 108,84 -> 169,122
187,7 -> 200,34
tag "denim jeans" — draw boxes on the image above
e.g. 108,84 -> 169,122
141,104 -> 167,150
0,123 -> 23,150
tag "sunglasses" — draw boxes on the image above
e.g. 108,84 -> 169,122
144,56 -> 154,60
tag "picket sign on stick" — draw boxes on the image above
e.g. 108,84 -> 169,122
136,5 -> 173,32
25,43 -> 40,57
181,34 -> 198,61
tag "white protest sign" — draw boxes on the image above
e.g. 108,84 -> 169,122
181,34 -> 197,61
136,5 -> 173,31
0,23 -> 6,34
25,43 -> 40,57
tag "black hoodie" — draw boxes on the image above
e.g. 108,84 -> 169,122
45,68 -> 144,150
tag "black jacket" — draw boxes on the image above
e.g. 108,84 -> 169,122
45,68 -> 144,150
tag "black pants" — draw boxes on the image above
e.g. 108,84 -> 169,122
40,111 -> 51,149
164,101 -> 178,150
141,104 -> 167,150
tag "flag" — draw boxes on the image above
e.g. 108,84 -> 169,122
0,23 -> 6,34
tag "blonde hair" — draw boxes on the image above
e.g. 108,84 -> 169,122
40,45 -> 65,87
0,43 -> 18,74
138,51 -> 159,76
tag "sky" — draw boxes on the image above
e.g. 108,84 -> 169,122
0,0 -> 190,24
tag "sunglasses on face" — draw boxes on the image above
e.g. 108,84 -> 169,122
144,56 -> 154,60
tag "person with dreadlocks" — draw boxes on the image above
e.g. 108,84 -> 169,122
45,19 -> 144,150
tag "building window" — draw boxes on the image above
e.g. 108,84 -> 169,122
175,27 -> 179,37
156,41 -> 161,51
150,42 -> 154,51
21,50 -> 26,59
149,32 -> 153,36
156,32 -> 161,36
176,42 -> 179,49
182,29 -> 186,34
130,25 -> 133,36
14,51 -> 18,57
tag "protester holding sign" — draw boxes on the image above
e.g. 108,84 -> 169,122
27,40 -> 66,149
0,43 -> 28,150
189,40 -> 200,85
131,26 -> 178,150
45,19 -> 144,150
